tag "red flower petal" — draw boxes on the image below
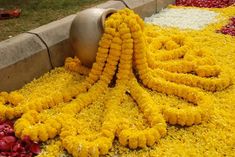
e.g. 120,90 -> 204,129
2,135 -> 16,144
0,140 -> 11,151
29,143 -> 41,154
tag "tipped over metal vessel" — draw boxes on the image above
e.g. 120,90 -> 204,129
70,8 -> 116,67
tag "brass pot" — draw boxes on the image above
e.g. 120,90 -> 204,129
70,8 -> 116,67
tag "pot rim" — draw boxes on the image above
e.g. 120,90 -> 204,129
101,8 -> 117,29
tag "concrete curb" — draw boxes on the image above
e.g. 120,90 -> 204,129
27,14 -> 76,68
0,33 -> 52,91
119,0 -> 157,18
157,0 -> 175,12
95,0 -> 126,9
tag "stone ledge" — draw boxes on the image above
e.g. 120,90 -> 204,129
95,0 -> 126,9
28,14 -> 76,68
119,0 -> 157,18
0,33 -> 52,91
157,0 -> 175,12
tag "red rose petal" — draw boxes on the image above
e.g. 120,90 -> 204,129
0,140 -> 10,151
218,16 -> 235,36
0,120 -> 42,156
22,135 -> 31,144
176,0 -> 234,8
29,143 -> 41,154
2,135 -> 16,144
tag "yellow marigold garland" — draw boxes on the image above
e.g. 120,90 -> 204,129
65,57 -> 90,75
0,8 -> 232,157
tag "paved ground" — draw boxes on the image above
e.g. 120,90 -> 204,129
0,0 -> 107,41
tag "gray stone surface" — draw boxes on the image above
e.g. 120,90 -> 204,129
0,33 -> 52,92
95,0 -> 126,9
120,0 -> 157,18
28,14 -> 76,68
157,0 -> 175,12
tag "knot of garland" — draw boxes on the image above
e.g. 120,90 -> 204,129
0,9 -> 232,157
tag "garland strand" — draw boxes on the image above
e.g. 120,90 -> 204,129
0,8 -> 232,157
